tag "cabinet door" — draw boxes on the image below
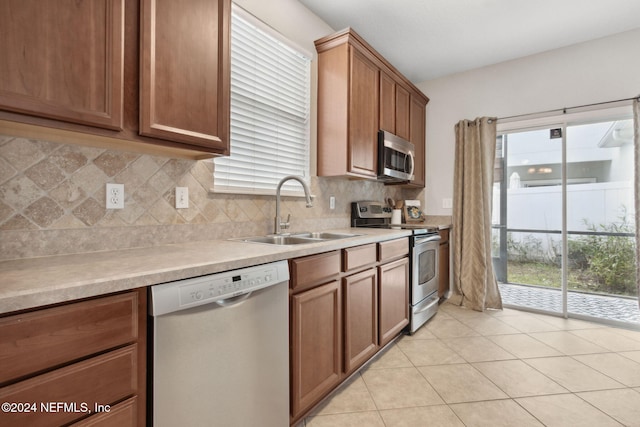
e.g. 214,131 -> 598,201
379,258 -> 409,347
408,94 -> 426,187
379,72 -> 395,133
343,268 -> 378,374
379,72 -> 410,142
291,281 -> 342,418
395,85 -> 410,140
0,0 -> 124,130
438,231 -> 450,298
348,47 -> 379,178
140,0 -> 230,151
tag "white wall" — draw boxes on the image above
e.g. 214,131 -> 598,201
418,28 -> 640,215
233,0 -> 333,54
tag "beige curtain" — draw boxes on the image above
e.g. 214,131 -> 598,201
634,99 -> 639,308
451,117 -> 502,311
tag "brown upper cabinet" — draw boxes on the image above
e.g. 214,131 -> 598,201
315,40 -> 379,179
140,0 -> 229,152
380,72 -> 410,141
408,94 -> 426,187
315,28 -> 428,186
0,0 -> 125,131
0,0 -> 230,158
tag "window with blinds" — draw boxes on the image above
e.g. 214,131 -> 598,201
213,5 -> 311,196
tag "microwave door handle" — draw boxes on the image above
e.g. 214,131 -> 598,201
408,151 -> 415,178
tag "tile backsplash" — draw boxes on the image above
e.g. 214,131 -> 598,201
0,135 -> 423,260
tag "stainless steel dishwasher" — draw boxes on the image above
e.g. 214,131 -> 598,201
150,260 -> 289,427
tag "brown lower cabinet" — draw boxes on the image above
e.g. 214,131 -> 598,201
0,289 -> 146,427
289,238 -> 409,424
290,280 -> 342,418
438,228 -> 451,298
343,268 -> 378,375
378,257 -> 409,347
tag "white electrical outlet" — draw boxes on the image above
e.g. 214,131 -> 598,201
176,187 -> 189,209
329,196 -> 336,210
106,183 -> 124,209
442,198 -> 453,209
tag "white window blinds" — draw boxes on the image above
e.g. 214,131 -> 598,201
213,5 -> 311,196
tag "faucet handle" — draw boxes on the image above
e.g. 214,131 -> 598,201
280,213 -> 291,230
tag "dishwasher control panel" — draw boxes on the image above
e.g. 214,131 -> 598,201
150,260 -> 290,316
179,269 -> 275,305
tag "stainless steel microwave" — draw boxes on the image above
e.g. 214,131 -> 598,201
377,130 -> 415,182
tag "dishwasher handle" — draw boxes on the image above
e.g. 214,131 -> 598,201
215,292 -> 252,307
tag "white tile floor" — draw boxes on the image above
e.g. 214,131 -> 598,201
302,303 -> 640,426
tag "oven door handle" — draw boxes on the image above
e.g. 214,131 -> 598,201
414,234 -> 441,245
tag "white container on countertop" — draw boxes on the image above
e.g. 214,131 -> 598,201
391,209 -> 402,225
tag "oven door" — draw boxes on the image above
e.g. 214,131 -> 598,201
411,233 -> 440,304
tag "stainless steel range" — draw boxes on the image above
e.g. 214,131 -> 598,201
352,201 -> 440,333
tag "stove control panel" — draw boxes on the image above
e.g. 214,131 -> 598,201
352,201 -> 393,219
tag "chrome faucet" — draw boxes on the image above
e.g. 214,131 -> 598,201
274,175 -> 313,234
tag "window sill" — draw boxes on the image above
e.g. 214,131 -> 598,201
208,186 -> 315,199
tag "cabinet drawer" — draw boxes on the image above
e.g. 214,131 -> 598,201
343,244 -> 377,272
0,345 -> 137,427
378,238 -> 408,262
290,251 -> 341,292
0,292 -> 138,384
72,396 -> 137,427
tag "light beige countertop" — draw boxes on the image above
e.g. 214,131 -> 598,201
0,227 -> 411,315
422,215 -> 453,230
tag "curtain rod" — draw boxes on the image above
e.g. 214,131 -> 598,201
497,95 -> 640,122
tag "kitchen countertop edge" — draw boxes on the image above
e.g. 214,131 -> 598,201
0,228 -> 412,314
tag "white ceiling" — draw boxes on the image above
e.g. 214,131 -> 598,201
297,0 -> 640,83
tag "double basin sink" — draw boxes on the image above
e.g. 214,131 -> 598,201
236,231 -> 361,245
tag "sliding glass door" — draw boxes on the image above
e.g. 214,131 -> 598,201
493,109 -> 638,325
493,126 -> 564,315
565,119 -> 637,322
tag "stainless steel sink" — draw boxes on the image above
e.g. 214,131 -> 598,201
239,235 -> 323,245
291,232 -> 361,240
236,231 -> 361,245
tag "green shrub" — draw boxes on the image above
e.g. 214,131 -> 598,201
580,213 -> 636,295
507,233 -> 545,262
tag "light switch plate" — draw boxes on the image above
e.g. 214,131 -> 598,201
442,198 -> 453,209
176,187 -> 189,209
